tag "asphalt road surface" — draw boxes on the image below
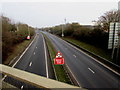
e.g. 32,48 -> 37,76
3,31 -> 55,89
14,32 -> 47,77
43,31 -> 120,89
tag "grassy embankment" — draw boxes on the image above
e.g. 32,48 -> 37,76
63,37 -> 112,61
3,36 -> 34,65
43,34 -> 72,84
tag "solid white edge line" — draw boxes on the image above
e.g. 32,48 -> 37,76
53,34 -> 120,76
66,41 -> 120,76
88,68 -> 95,74
41,32 -> 58,80
12,35 -> 37,68
9,56 -> 17,65
2,75 -> 7,81
2,34 -> 37,81
66,64 -> 81,87
41,34 -> 49,78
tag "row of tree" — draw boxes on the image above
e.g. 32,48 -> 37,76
43,10 -> 120,50
44,23 -> 108,49
1,15 -> 35,62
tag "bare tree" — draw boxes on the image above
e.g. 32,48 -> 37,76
97,10 -> 120,32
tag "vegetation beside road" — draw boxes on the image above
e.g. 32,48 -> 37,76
42,9 -> 120,65
63,37 -> 112,61
43,33 -> 72,84
4,37 -> 34,65
2,15 -> 35,65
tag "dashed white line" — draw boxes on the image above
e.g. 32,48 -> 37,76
36,47 -> 37,49
2,35 -> 37,82
29,62 -> 32,66
12,35 -> 37,68
34,52 -> 35,55
55,36 -> 120,76
73,55 -> 76,58
88,68 -> 95,74
21,85 -> 24,89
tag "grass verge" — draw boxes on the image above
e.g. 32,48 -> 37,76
63,37 -> 112,61
62,37 -> 120,73
42,33 -> 72,84
3,36 -> 35,65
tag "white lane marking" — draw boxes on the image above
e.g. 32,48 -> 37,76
12,35 -> 37,68
66,64 -> 81,87
9,56 -> 17,65
41,34 -> 49,78
36,47 -> 37,49
21,85 -> 24,89
88,68 -> 95,74
55,36 -> 120,76
29,62 -> 32,66
73,55 -> 76,58
2,35 -> 37,81
34,52 -> 35,55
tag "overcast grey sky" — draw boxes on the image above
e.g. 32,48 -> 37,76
1,2 -> 119,28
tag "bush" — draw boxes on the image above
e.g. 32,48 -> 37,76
1,16 -> 35,62
43,22 -> 109,49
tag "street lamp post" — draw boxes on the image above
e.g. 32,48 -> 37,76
17,25 -> 19,32
28,25 -> 30,36
61,18 -> 66,37
15,24 -> 19,32
62,25 -> 64,37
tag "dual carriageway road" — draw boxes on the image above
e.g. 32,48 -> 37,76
3,31 -> 120,89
